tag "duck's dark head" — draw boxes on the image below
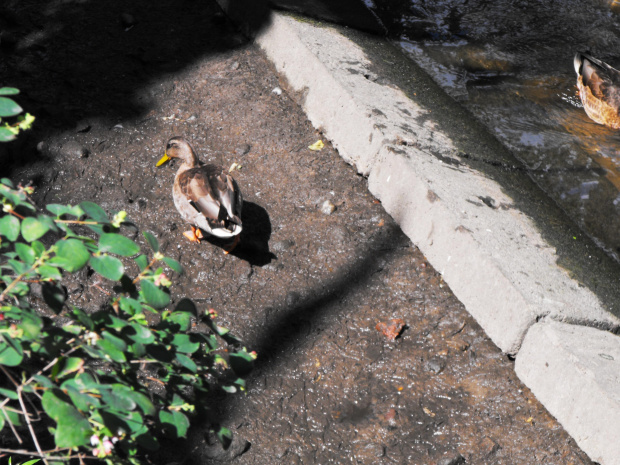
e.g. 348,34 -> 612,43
157,136 -> 198,167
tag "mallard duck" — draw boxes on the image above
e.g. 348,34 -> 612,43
157,136 -> 243,252
574,52 -> 620,129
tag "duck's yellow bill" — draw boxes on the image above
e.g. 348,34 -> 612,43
156,153 -> 171,166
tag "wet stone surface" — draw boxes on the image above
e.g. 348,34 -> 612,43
1,0 -> 594,463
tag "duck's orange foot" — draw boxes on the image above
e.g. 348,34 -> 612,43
183,226 -> 204,243
223,235 -> 240,254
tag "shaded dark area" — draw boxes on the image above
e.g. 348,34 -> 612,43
269,0 -> 385,34
0,0 -> 252,176
223,201 -> 276,266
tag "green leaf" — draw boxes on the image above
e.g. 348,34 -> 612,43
100,385 -> 136,411
21,217 -> 50,242
96,338 -> 126,362
53,357 -> 84,380
0,338 -> 23,366
14,242 -> 35,265
70,307 -> 94,330
31,240 -> 46,257
167,311 -> 191,331
171,334 -> 200,354
0,97 -> 22,117
134,254 -> 148,271
143,231 -> 159,252
20,459 -> 41,465
0,127 -> 17,142
0,387 -> 18,399
98,233 -> 140,257
52,239 -> 90,272
215,426 -> 233,448
8,258 -> 28,274
163,256 -> 183,274
89,254 -> 124,280
126,390 -> 156,416
101,331 -> 127,351
18,311 -> 42,338
0,215 -> 20,241
38,264 -> 63,280
33,374 -> 54,388
140,279 -> 170,309
136,432 -> 159,451
159,410 -> 190,438
0,87 -> 19,96
41,389 -> 91,448
119,297 -> 143,315
175,353 -> 197,372
62,384 -> 101,412
46,203 -> 84,218
125,322 -> 155,344
79,201 -> 109,223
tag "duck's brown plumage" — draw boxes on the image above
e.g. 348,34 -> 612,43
574,52 -> 620,129
158,136 -> 242,241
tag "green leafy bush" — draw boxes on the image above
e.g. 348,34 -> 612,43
0,179 -> 255,464
0,88 -> 34,142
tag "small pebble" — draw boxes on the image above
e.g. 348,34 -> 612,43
235,144 -> 251,156
272,87 -> 283,95
62,140 -> 89,159
425,357 -> 446,374
272,239 -> 295,252
438,453 -> 465,465
321,200 -> 336,215
231,61 -> 240,70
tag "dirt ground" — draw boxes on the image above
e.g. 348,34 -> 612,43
1,0 -> 596,464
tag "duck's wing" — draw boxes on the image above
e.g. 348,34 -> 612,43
177,165 -> 242,230
577,53 -> 620,106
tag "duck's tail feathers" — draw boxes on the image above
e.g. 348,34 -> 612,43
574,52 -> 584,75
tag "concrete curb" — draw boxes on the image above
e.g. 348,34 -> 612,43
515,321 -> 620,465
217,5 -> 620,464
254,13 -> 619,351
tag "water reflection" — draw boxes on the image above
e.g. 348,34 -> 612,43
366,0 -> 620,260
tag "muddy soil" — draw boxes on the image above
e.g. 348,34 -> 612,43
1,0 -> 595,464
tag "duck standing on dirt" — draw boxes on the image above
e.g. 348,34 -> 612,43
156,136 -> 243,252
574,52 -> 620,129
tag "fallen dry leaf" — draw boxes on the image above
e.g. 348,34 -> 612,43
376,318 -> 406,341
308,140 -> 324,151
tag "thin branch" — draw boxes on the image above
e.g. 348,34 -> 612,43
53,219 -> 98,225
1,406 -> 23,444
132,256 -> 159,284
23,344 -> 81,386
0,448 -> 99,461
17,386 -> 49,465
6,208 -> 25,220
0,255 -> 46,302
0,364 -> 19,388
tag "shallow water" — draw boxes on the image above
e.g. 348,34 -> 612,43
365,0 -> 620,261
